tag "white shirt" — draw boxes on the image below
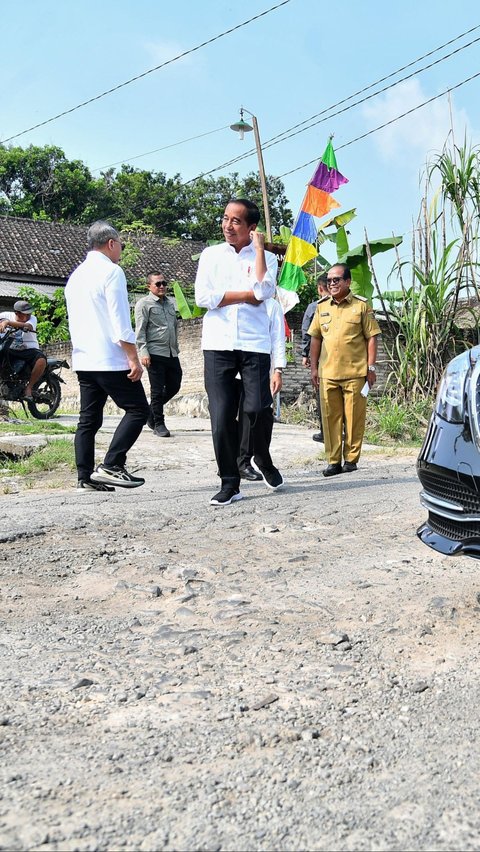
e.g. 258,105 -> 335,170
0,312 -> 39,349
266,298 -> 287,369
65,250 -> 136,371
195,242 -> 278,353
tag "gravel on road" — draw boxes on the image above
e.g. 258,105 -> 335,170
1,416 -> 479,851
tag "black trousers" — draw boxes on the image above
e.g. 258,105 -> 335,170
147,354 -> 182,426
204,350 -> 274,489
236,382 -> 253,469
75,370 -> 150,482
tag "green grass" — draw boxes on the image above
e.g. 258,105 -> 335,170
280,395 -> 433,447
0,438 -> 75,476
0,419 -> 75,435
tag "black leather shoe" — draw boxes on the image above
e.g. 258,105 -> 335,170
312,432 -> 324,442
323,463 -> 343,477
342,462 -> 357,473
239,463 -> 262,481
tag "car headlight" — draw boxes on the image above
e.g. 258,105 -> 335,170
435,350 -> 472,423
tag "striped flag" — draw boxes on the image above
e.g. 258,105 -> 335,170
277,139 -> 348,313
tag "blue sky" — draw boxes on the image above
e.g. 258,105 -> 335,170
1,0 -> 479,281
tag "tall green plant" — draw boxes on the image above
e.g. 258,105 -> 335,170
381,136 -> 480,402
17,286 -> 69,345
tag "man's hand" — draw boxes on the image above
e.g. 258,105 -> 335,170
141,355 -> 151,367
367,370 -> 377,389
0,320 -> 8,333
311,367 -> 319,389
251,230 -> 266,251
127,357 -> 143,382
302,356 -> 310,368
243,291 -> 263,307
271,371 -> 282,395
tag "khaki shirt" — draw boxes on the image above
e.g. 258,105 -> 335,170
134,294 -> 179,359
307,292 -> 381,379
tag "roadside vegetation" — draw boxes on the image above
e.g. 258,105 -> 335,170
279,395 -> 432,447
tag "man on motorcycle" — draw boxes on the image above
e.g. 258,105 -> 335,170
0,299 -> 47,400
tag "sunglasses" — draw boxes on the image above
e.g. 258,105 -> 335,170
152,281 -> 167,287
326,276 -> 345,285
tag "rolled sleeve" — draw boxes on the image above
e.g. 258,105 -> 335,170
194,251 -> 225,310
105,268 -> 136,345
252,252 -> 277,302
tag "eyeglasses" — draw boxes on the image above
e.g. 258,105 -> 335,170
326,276 -> 345,285
152,281 -> 167,287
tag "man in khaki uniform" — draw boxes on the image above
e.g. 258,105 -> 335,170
309,263 -> 381,477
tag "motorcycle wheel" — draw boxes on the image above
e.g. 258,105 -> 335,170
27,374 -> 62,420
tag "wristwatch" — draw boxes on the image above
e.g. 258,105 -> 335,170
368,365 -> 376,373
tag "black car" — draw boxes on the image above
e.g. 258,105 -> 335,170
417,344 -> 480,559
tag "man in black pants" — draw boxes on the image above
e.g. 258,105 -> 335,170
135,273 -> 182,438
195,198 -> 283,506
65,221 -> 150,492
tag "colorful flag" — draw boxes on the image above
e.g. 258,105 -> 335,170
277,139 -> 348,313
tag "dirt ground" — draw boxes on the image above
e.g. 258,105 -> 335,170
1,417 -> 480,851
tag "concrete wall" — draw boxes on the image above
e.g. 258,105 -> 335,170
45,315 -> 393,414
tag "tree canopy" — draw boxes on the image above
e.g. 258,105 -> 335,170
0,143 -> 293,240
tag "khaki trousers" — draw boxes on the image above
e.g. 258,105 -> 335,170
319,377 -> 367,465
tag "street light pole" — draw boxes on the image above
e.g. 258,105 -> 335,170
230,107 -> 272,243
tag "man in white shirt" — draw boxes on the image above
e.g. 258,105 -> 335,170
0,300 -> 47,399
65,221 -> 150,492
237,297 -> 287,480
195,198 -> 284,506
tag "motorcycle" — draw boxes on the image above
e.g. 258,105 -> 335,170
0,327 -> 69,419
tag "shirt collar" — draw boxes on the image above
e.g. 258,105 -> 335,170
222,241 -> 255,257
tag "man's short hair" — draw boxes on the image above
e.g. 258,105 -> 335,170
317,273 -> 328,287
328,263 -> 351,281
87,221 -> 120,250
227,198 -> 261,226
147,271 -> 166,283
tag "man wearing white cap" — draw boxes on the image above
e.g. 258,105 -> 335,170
0,299 -> 47,400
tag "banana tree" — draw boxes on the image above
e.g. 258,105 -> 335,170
317,209 -> 402,303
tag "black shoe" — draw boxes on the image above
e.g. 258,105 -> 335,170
77,479 -> 115,492
342,462 -> 357,473
210,487 -> 243,506
146,413 -> 154,430
239,463 -> 262,481
153,424 -> 171,437
323,463 -> 343,477
91,465 -> 145,489
253,462 -> 284,491
312,432 -> 324,442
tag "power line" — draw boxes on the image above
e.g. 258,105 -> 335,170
87,22 -> 480,178
279,70 -> 480,178
185,30 -> 480,182
96,71 -> 480,232
0,0 -> 291,145
92,125 -> 230,173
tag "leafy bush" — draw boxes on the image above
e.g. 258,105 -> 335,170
17,286 -> 69,345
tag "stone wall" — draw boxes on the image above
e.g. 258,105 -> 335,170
44,314 -> 394,414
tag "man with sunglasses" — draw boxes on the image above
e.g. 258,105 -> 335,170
135,273 -> 182,437
308,263 -> 381,477
65,220 -> 149,492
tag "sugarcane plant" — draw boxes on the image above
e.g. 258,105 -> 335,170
378,135 -> 480,402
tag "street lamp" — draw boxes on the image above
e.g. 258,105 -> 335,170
230,107 -> 272,243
